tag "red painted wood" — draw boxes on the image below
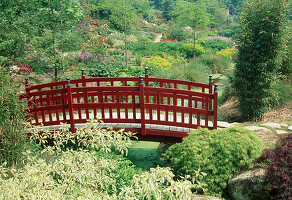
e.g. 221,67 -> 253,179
67,84 -> 75,132
20,76 -> 218,138
139,82 -> 146,136
213,90 -> 218,129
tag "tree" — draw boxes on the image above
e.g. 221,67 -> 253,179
171,0 -> 210,57
232,0 -> 288,121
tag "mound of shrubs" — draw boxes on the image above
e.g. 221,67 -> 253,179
259,133 -> 292,200
0,122 -> 195,199
163,127 -> 263,197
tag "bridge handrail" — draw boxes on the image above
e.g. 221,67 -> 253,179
21,68 -> 218,138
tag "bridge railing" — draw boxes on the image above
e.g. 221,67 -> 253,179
20,68 -> 218,138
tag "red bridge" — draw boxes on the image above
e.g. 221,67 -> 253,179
20,68 -> 218,143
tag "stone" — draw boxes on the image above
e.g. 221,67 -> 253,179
280,123 -> 288,127
244,126 -> 272,133
191,194 -> 221,200
217,121 -> 233,128
276,130 -> 288,135
260,122 -> 281,129
228,169 -> 269,200
288,126 -> 292,131
231,122 -> 240,126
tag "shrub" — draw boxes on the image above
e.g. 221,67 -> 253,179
268,80 -> 292,109
165,21 -> 187,41
142,56 -> 172,71
152,59 -> 209,84
202,39 -> 231,52
196,54 -> 233,74
232,0 -> 288,121
218,27 -> 240,37
0,122 -> 195,199
142,56 -> 184,72
179,43 -> 205,58
216,47 -> 236,60
259,134 -> 292,200
127,42 -> 182,57
0,68 -> 28,167
88,62 -> 124,77
163,127 -> 263,197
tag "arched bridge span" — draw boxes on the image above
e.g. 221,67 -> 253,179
20,68 -> 218,143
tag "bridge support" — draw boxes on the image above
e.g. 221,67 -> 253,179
139,76 -> 146,136
66,77 -> 76,133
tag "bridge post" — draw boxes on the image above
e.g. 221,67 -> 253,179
208,75 -> 213,122
66,77 -> 76,133
139,76 -> 146,136
144,67 -> 149,86
213,84 -> 218,129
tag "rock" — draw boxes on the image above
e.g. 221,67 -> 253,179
280,123 -> 288,127
191,194 -> 221,200
260,122 -> 281,129
288,126 -> 292,131
244,126 -> 272,133
276,130 -> 288,135
228,169 -> 270,200
217,121 -> 233,128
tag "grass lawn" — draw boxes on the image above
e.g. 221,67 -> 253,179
126,141 -> 165,170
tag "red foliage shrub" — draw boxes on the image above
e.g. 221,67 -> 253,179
260,133 -> 292,200
162,38 -> 178,43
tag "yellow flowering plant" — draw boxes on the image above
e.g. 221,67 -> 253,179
142,56 -> 185,72
216,47 -> 236,60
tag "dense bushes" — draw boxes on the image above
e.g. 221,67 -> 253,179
179,43 -> 205,58
88,62 -> 124,77
142,56 -> 185,72
232,0 -> 288,121
127,42 -> 182,57
0,123 -> 195,199
259,134 -> 292,200
196,54 -> 233,74
0,68 -> 28,167
163,127 -> 263,197
152,59 -> 209,84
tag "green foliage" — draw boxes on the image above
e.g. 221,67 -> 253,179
163,127 -> 263,197
232,0 -> 288,121
142,56 -> 184,72
218,27 -> 240,37
179,43 -> 205,58
0,0 -> 84,66
171,0 -> 210,30
88,62 -> 125,77
268,80 -> 292,109
0,122 -> 195,199
196,54 -> 233,74
278,26 -> 292,78
165,21 -> 187,41
0,68 -> 28,167
202,39 -> 231,52
128,41 -> 183,57
152,59 -> 209,84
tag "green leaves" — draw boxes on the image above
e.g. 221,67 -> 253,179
232,0 -> 288,121
163,127 -> 263,197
